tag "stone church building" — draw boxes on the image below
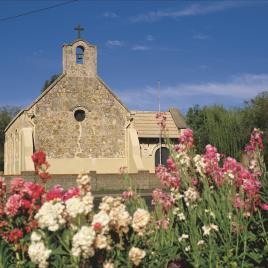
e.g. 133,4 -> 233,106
4,36 -> 186,176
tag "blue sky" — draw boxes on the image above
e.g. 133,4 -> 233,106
0,1 -> 268,113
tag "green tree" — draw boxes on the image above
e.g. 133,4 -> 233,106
242,91 -> 268,164
185,105 -> 208,154
186,105 -> 248,160
186,91 -> 268,164
41,73 -> 60,93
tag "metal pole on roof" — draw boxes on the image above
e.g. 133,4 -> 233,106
158,80 -> 162,165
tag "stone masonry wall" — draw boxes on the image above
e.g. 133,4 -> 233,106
33,76 -> 128,159
4,172 -> 161,194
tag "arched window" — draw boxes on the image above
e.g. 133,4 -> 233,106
155,147 -> 169,167
76,46 -> 84,64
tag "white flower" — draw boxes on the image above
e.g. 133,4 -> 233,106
193,154 -> 206,174
128,247 -> 146,266
72,226 -> 96,258
178,212 -> 186,221
109,204 -> 132,233
178,234 -> 189,242
185,246 -> 191,252
82,192 -> 94,214
65,197 -> 85,218
132,208 -> 150,236
184,187 -> 199,204
205,209 -> 215,219
95,234 -> 109,249
77,174 -> 91,186
103,260 -> 114,268
202,224 -> 219,236
210,224 -> 219,232
176,152 -> 190,167
31,232 -> 42,243
197,240 -> 205,246
35,201 -> 66,232
92,211 -> 110,232
99,196 -> 122,212
28,241 -> 51,268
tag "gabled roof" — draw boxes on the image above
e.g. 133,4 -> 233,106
131,108 -> 187,138
97,76 -> 130,113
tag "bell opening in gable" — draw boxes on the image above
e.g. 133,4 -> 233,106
76,46 -> 84,64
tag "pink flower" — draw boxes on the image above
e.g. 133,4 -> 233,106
178,129 -> 194,150
203,145 -> 224,186
5,194 -> 22,216
152,189 -> 174,213
156,219 -> 169,230
156,112 -> 167,130
156,165 -> 180,189
234,195 -> 244,209
122,191 -> 134,200
260,203 -> 268,211
62,187 -> 80,201
245,128 -> 264,153
166,158 -> 176,172
192,178 -> 199,186
10,178 -> 25,193
46,185 -> 64,201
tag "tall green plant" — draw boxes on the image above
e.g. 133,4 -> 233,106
204,106 -> 247,160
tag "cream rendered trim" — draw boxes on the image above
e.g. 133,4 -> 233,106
127,128 -> 145,173
47,157 -> 127,174
20,128 -> 35,174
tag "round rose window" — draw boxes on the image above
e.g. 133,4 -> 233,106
74,109 -> 86,122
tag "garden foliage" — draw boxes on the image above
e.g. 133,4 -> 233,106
0,120 -> 267,267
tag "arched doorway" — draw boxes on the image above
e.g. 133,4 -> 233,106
155,147 -> 169,167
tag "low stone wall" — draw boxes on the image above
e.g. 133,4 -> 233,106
3,171 -> 161,195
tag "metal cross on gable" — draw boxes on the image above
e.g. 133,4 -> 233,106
74,24 -> 84,39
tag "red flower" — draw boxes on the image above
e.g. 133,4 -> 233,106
32,151 -> 47,167
93,222 -> 102,231
25,182 -> 45,200
8,229 -> 23,243
62,187 -> 80,201
21,199 -> 31,209
39,172 -> 52,183
46,185 -> 64,201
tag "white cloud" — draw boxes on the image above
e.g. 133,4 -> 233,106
100,12 -> 118,18
146,34 -> 154,41
116,73 -> 268,111
106,40 -> 124,47
193,33 -> 210,40
130,2 -> 248,23
132,45 -> 150,51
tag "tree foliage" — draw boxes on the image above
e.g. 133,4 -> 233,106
41,74 -> 60,93
186,91 -> 268,165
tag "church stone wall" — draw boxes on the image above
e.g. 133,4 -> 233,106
33,76 -> 128,159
